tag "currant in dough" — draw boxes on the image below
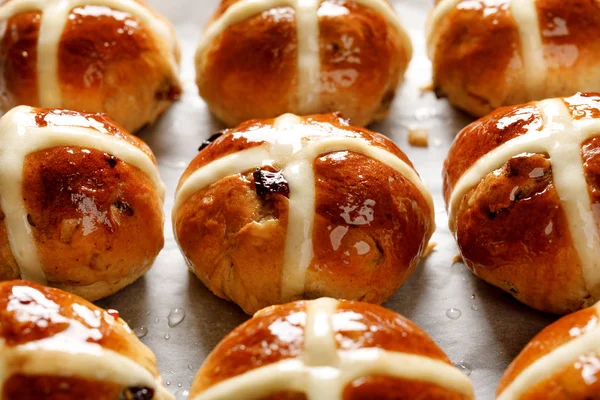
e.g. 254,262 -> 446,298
189,298 -> 475,400
173,113 -> 435,315
196,0 -> 412,127
0,0 -> 181,133
444,92 -> 600,314
498,301 -> 600,399
427,0 -> 600,117
0,280 -> 172,400
0,106 -> 165,301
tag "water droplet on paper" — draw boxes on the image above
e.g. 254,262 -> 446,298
175,389 -> 189,399
187,364 -> 193,370
133,326 -> 148,338
168,308 -> 185,327
471,293 -> 476,299
454,361 -> 472,376
154,317 -> 160,324
166,381 -> 171,386
446,308 -> 462,320
177,382 -> 182,388
471,305 -> 479,311
164,333 -> 170,340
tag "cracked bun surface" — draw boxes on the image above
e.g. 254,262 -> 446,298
0,106 -> 165,301
189,298 -> 474,400
427,0 -> 600,117
444,93 -> 600,314
0,280 -> 172,400
173,113 -> 434,315
196,0 -> 412,127
0,0 -> 181,133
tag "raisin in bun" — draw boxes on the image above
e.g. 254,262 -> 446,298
190,298 -> 474,400
427,0 -> 600,117
0,106 -> 165,301
0,0 -> 181,133
196,0 -> 412,127
498,301 -> 600,399
0,280 -> 172,400
444,93 -> 600,314
173,113 -> 434,315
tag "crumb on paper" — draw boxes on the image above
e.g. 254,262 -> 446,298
422,242 -> 437,259
420,82 -> 434,92
452,253 -> 464,264
409,128 -> 429,148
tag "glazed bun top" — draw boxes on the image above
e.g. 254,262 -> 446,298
426,0 -> 600,116
0,280 -> 172,399
190,298 -> 474,400
196,0 -> 412,126
444,93 -> 600,306
498,301 -> 600,399
174,113 -> 434,305
0,106 -> 164,285
0,0 -> 180,130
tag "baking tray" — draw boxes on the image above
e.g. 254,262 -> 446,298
95,1 -> 558,399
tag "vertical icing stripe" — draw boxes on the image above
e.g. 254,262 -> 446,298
0,344 -> 174,400
192,298 -> 474,400
0,106 -> 164,284
448,99 -> 600,301
0,0 -> 178,108
498,302 -> 600,399
196,0 -> 411,114
281,158 -> 317,300
425,0 -> 461,57
295,0 -> 321,113
540,100 -> 600,300
510,0 -> 545,99
174,115 -> 434,302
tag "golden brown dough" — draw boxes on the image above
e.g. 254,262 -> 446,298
196,0 -> 412,127
0,106 -> 164,301
444,93 -> 600,314
498,301 -> 600,399
0,280 -> 172,400
173,113 -> 434,315
190,298 -> 475,400
427,0 -> 600,117
0,0 -> 181,133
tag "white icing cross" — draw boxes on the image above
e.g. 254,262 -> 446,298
448,96 -> 600,301
196,0 -> 412,114
173,114 -> 434,302
192,298 -> 474,400
0,0 -> 178,108
498,301 -> 600,399
426,0 -> 546,98
0,285 -> 173,400
0,106 -> 165,284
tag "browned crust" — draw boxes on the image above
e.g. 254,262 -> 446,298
308,151 -> 432,304
430,0 -> 524,117
191,300 -> 463,399
174,113 -> 433,314
498,305 -> 600,397
344,376 -> 471,400
0,108 -> 163,300
430,1 -> 600,116
197,1 -> 410,127
317,0 -> 409,126
443,103 -> 543,205
0,281 -> 159,376
454,153 -> 589,314
0,2 -> 181,132
3,375 -> 127,400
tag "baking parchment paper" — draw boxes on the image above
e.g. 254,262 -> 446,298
96,1 -> 558,399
